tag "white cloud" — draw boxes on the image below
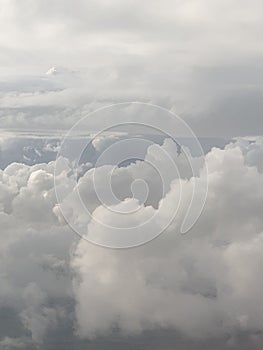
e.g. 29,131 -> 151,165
1,134 -> 263,347
71,138 -> 263,339
1,1 -> 263,347
0,159 -> 75,345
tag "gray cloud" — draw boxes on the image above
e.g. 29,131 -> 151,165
0,0 -> 263,135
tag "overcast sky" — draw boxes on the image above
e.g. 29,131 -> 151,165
1,0 -> 263,136
1,1 -> 263,350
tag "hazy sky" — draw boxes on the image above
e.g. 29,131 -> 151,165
1,1 -> 263,350
0,0 -> 263,135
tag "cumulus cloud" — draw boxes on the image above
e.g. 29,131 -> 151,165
0,159 -> 75,347
1,1 -> 263,348
0,134 -> 263,350
70,138 -> 263,343
1,131 -> 263,349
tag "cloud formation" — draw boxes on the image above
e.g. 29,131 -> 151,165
0,0 -> 263,136
71,138 -> 263,341
0,136 -> 263,348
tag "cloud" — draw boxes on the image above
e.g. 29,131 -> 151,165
70,137 -> 263,341
0,337 -> 31,349
20,283 -> 58,344
0,159 -> 75,346
1,134 -> 263,348
0,0 -> 263,136
1,1 -> 263,348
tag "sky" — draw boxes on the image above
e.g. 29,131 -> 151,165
1,0 -> 263,136
0,1 -> 263,349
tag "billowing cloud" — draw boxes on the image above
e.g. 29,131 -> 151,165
1,134 -> 262,349
1,1 -> 263,348
70,138 -> 263,344
0,159 -> 75,347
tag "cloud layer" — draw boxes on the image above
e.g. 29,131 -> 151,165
1,1 -> 263,347
0,0 -> 263,136
0,136 -> 263,348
